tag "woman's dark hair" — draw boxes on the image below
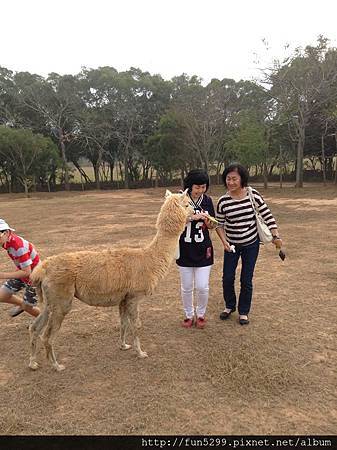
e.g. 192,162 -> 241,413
222,163 -> 249,187
183,169 -> 210,193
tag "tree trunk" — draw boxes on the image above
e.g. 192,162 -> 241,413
95,147 -> 103,190
72,160 -> 92,184
49,167 -> 57,188
321,134 -> 326,186
124,152 -> 129,189
100,162 -> 108,182
60,135 -> 70,191
327,157 -> 333,179
334,136 -> 337,184
123,123 -> 133,190
295,125 -> 305,188
109,162 -> 114,182
23,180 -> 30,198
180,168 -> 185,189
118,162 -> 124,182
31,176 -> 36,192
279,145 -> 283,188
203,151 -> 209,173
5,173 -> 11,194
94,163 -> 100,189
215,162 -> 222,185
263,162 -> 268,189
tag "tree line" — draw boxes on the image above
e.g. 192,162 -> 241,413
1,36 -> 337,196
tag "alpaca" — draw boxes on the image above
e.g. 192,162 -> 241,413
28,190 -> 191,371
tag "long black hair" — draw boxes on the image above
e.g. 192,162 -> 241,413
183,169 -> 210,193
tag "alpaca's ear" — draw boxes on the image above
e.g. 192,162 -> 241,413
179,188 -> 189,206
165,189 -> 172,198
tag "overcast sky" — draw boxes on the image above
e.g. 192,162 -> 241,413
2,0 -> 337,83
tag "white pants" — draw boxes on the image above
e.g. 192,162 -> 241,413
178,266 -> 212,319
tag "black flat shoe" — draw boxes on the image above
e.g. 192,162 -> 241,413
239,318 -> 250,325
8,306 -> 24,317
219,309 -> 235,320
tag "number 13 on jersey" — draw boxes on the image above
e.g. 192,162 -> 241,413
184,221 -> 204,243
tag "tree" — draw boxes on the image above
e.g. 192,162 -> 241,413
171,74 -> 223,171
227,112 -> 275,187
145,111 -> 187,184
0,126 -> 59,196
11,71 -> 84,190
265,36 -> 337,187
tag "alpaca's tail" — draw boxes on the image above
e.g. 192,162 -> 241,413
30,261 -> 48,303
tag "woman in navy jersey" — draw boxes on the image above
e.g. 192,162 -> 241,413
176,169 -> 215,329
215,163 -> 282,325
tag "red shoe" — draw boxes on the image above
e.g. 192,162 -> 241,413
195,317 -> 206,329
182,318 -> 193,328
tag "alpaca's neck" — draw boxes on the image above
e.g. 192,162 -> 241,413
144,230 -> 179,282
148,229 -> 178,256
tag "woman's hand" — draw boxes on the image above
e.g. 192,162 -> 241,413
222,240 -> 232,252
272,236 -> 282,249
194,212 -> 209,221
188,212 -> 210,222
204,217 -> 214,229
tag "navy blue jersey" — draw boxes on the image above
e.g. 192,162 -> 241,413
176,194 -> 215,267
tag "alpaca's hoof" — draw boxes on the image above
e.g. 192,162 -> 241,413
29,360 -> 39,370
138,351 -> 148,358
120,343 -> 131,351
54,363 -> 66,372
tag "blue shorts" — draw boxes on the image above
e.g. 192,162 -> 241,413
1,279 -> 38,306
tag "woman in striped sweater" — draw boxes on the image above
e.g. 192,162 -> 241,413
215,164 -> 282,325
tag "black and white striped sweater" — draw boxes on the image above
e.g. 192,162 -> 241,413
216,188 -> 277,246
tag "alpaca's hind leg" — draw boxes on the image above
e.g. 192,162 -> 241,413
29,307 -> 49,370
119,300 -> 131,351
125,301 -> 148,358
41,297 -> 72,371
41,311 -> 66,371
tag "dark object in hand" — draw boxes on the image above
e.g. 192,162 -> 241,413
279,250 -> 286,261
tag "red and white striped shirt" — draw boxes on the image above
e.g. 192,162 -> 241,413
2,233 -> 40,283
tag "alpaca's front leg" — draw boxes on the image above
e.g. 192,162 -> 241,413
120,319 -> 131,351
133,335 -> 148,358
119,299 -> 131,350
126,301 -> 148,358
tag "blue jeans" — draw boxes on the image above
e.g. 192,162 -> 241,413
222,239 -> 260,315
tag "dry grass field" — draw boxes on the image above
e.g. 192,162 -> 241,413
0,184 -> 336,435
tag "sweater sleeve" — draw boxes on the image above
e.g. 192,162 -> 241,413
253,190 -> 278,230
215,196 -> 226,227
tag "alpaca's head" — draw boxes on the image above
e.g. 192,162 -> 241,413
156,189 -> 191,234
